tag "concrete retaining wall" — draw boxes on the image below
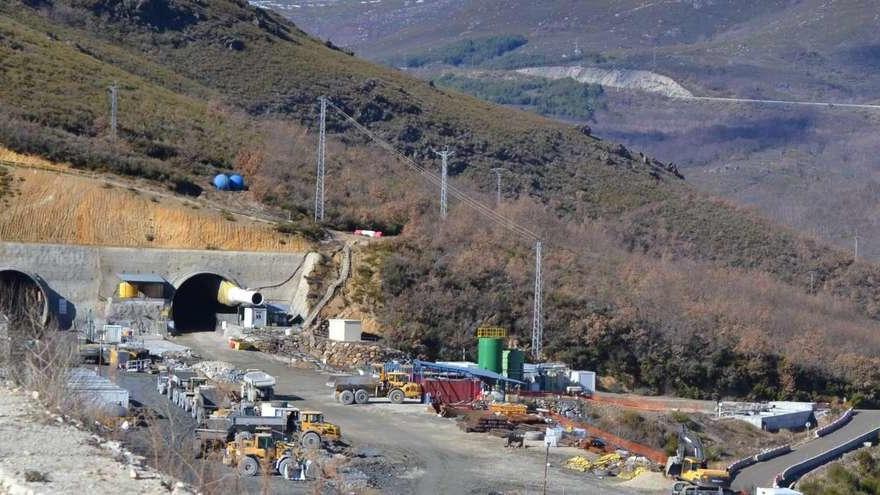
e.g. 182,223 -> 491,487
0,242 -> 313,325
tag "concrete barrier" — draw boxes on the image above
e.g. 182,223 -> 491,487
777,426 -> 880,487
756,444 -> 793,462
728,444 -> 791,475
815,408 -> 853,437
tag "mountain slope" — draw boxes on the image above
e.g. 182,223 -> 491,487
2,0 -> 880,402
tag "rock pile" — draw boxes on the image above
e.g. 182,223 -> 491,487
192,361 -> 243,383
248,329 -> 404,370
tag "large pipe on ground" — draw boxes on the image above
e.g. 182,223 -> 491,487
217,280 -> 263,306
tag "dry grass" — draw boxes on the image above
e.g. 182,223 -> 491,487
0,147 -> 68,172
0,162 -> 308,253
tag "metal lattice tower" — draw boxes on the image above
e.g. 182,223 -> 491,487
490,168 -> 505,207
108,83 -> 118,141
314,96 -> 327,222
531,240 -> 543,360
433,147 -> 454,218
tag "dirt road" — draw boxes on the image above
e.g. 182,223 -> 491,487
173,330 -> 661,494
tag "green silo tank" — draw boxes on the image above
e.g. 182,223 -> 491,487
503,349 -> 525,380
477,337 -> 503,373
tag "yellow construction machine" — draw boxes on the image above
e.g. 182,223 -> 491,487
665,426 -> 731,489
298,410 -> 341,449
223,430 -> 308,479
335,363 -> 422,405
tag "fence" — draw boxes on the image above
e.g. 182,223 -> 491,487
550,413 -> 668,465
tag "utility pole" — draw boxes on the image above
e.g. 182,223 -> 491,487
542,443 -> 550,495
314,96 -> 327,222
532,241 -> 543,360
433,147 -> 454,219
108,82 -> 118,142
490,168 -> 505,207
809,271 -> 816,294
854,231 -> 860,260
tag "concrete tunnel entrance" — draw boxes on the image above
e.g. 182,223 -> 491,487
0,269 -> 50,328
171,273 -> 237,333
170,273 -> 262,333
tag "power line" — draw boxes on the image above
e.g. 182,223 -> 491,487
324,100 -> 539,241
314,96 -> 327,222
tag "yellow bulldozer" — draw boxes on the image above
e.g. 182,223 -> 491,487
665,426 -> 731,489
223,430 -> 309,479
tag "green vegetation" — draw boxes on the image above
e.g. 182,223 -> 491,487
0,8 -> 253,188
394,35 -> 527,67
485,50 -> 608,70
801,448 -> 880,495
434,74 -> 604,120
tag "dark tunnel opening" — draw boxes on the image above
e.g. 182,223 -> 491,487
171,273 -> 237,333
0,270 -> 49,328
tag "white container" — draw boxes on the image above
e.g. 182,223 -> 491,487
328,319 -> 362,342
756,489 -> 802,495
102,324 -> 123,343
242,307 -> 267,329
569,370 -> 596,393
544,426 -> 563,447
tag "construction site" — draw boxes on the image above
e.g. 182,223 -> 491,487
1,178 -> 878,495
0,2 -> 880,495
0,87 -> 878,492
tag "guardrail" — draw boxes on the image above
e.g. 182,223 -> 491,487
776,425 -> 880,487
815,408 -> 853,437
728,444 -> 792,475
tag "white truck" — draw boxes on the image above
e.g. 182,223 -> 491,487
241,369 -> 276,402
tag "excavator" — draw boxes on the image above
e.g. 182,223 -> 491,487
665,426 -> 731,489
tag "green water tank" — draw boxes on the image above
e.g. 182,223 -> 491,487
477,337 -> 503,373
502,349 -> 525,380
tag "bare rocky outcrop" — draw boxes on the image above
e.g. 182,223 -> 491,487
515,65 -> 693,98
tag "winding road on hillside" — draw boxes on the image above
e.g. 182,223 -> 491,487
731,410 -> 880,492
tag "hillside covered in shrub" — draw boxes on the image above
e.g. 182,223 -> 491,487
2,0 -> 880,403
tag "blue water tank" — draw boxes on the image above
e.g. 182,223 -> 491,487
228,174 -> 245,191
213,174 -> 230,191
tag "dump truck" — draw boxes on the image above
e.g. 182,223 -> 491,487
241,369 -> 275,402
665,426 -> 731,489
172,372 -> 207,412
190,384 -> 234,424
222,429 -> 308,478
334,364 -> 422,405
